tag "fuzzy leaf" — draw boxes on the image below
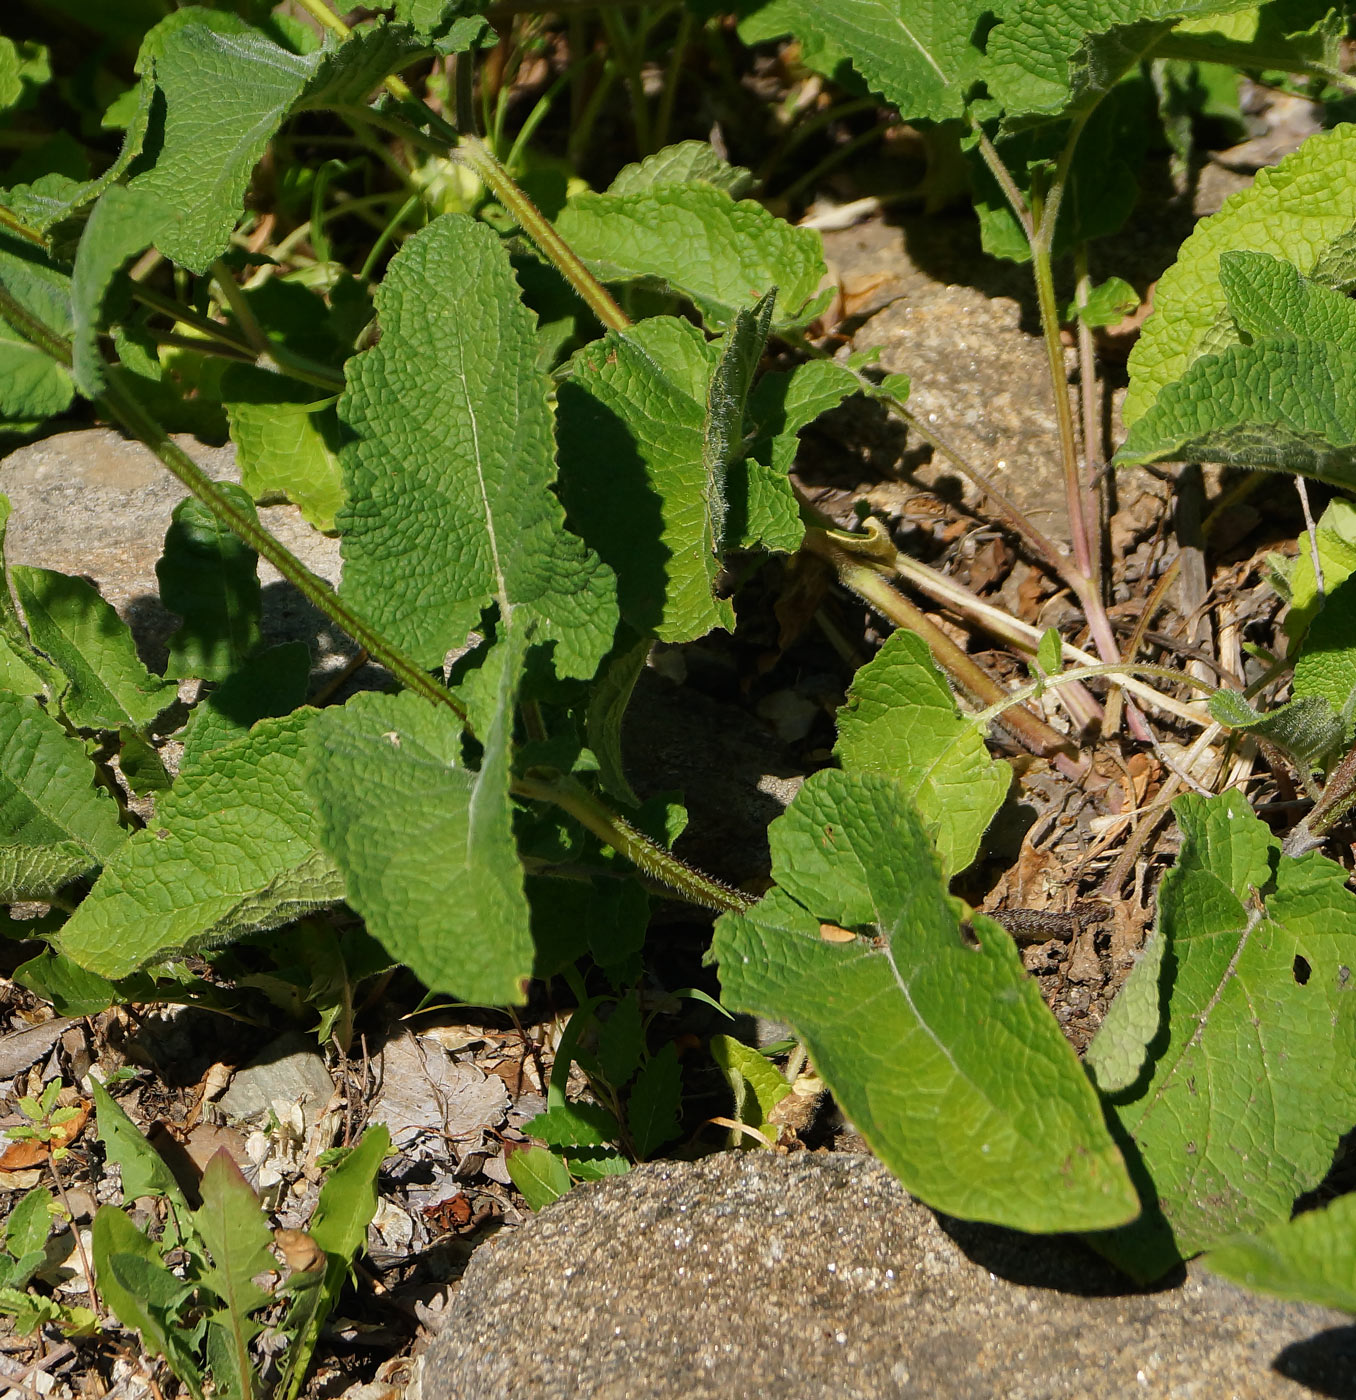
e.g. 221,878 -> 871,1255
1205,1193 -> 1356,1314
1208,689 -> 1344,768
156,485 -> 263,682
555,184 -> 827,330
609,142 -> 754,197
834,629 -> 1009,876
337,213 -> 616,677
584,636 -> 647,806
10,567 -> 175,730
710,1034 -> 792,1130
713,768 -> 1138,1232
222,366 -> 345,532
557,317 -> 747,641
179,642 -> 312,770
0,688 -> 124,900
70,186 -> 169,398
131,15 -> 314,272
1124,124 -> 1356,426
1094,793 -> 1356,1281
57,712 -> 344,978
746,358 -> 860,476
1290,576 -> 1356,738
307,646 -> 532,1005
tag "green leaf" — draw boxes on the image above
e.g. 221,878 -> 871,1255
91,1077 -> 194,1221
1124,124 -> 1356,426
337,213 -> 617,678
523,1101 -> 622,1149
10,567 -> 175,730
712,768 -> 1138,1233
1085,927 -> 1166,1094
180,642 -> 312,770
4,1189 -> 51,1266
13,950 -> 129,1018
506,1145 -> 571,1210
1205,1193 -> 1356,1315
58,712 -> 344,978
293,23 -> 432,111
1207,690 -> 1343,769
1068,275 -> 1139,327
1291,576 -> 1356,738
221,367 -> 345,532
704,288 -> 775,557
92,1207 -> 203,1400
609,142 -> 755,198
746,358 -> 860,477
131,15 -> 315,273
70,186 -> 170,398
1284,498 -> 1356,649
0,688 -> 124,901
307,648 -> 533,1005
194,1151 -> 272,1400
584,636 -> 647,806
1035,626 -> 1063,676
556,317 -> 736,642
709,1034 -> 792,1131
0,238 -> 74,418
627,1042 -> 682,1159
155,484 -> 263,682
1094,793 -> 1356,1281
555,184 -> 827,330
596,996 -> 645,1088
834,629 -> 1009,877
763,0 -> 989,123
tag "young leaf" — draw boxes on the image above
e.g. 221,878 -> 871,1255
194,1151 -> 273,1400
1084,927 -> 1166,1094
506,1145 -> 571,1210
92,1206 -> 203,1400
10,567 -> 176,730
221,366 -> 345,532
57,712 -> 344,978
745,358 -> 860,478
1094,793 -> 1356,1282
307,645 -> 533,1005
584,635 -> 647,806
596,996 -> 645,1089
1124,124 -> 1356,426
1207,690 -> 1343,771
0,688 -> 124,901
91,1076 -> 194,1225
522,1101 -> 622,1149
4,1188 -> 51,1276
712,768 -> 1139,1233
555,184 -> 827,330
609,141 -> 755,198
626,1042 -> 683,1159
1290,576 -> 1356,739
709,1034 -> 792,1131
156,484 -> 263,682
1284,498 -> 1356,649
834,629 -> 1009,877
1068,276 -> 1139,328
704,288 -> 776,558
337,213 -> 617,679
556,314 -> 791,640
1035,626 -> 1063,676
1205,1193 -> 1356,1315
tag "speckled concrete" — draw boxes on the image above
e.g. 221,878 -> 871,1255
420,1152 -> 1356,1400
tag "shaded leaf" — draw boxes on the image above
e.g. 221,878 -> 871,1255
506,1146 -> 570,1210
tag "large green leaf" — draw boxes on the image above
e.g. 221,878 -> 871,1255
834,629 -> 1009,877
10,567 -> 176,730
0,237 -> 73,418
155,484 -> 263,682
0,688 -> 124,900
1093,794 -> 1356,1281
57,712 -> 344,977
712,768 -> 1139,1232
337,213 -> 616,678
1205,1193 -> 1356,1314
1118,253 -> 1356,481
307,641 -> 533,1005
554,184 -> 827,330
1124,124 -> 1356,425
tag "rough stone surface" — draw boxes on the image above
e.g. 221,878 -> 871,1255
421,1152 -> 1356,1400
217,1030 -> 336,1136
0,427 -> 352,676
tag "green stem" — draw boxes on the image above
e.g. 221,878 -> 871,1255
514,771 -> 755,913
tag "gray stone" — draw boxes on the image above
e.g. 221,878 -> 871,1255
421,1152 -> 1356,1400
217,1031 -> 335,1136
0,427 -> 354,676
